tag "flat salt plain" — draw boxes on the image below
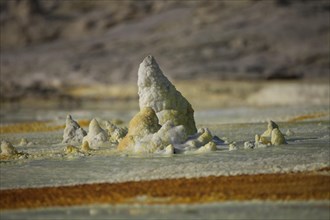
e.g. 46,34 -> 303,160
1,201 -> 329,220
0,105 -> 329,219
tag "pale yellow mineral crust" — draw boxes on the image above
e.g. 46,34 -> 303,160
64,145 -> 79,154
255,120 -> 286,147
271,128 -> 286,145
118,107 -> 161,151
261,120 -> 279,137
81,141 -> 91,152
195,141 -> 217,153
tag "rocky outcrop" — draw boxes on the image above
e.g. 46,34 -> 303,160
255,120 -> 286,147
138,55 -> 197,135
271,128 -> 286,146
117,107 -> 161,152
82,119 -> 108,148
117,56 -> 221,154
261,120 -> 279,137
118,107 -> 188,154
62,115 -> 87,144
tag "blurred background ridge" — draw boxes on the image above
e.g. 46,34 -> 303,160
0,0 -> 329,104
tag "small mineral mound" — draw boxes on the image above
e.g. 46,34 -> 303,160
62,115 -> 87,144
82,119 -> 108,148
261,120 -> 279,137
0,141 -> 18,156
254,120 -> 286,148
0,140 -> 28,160
18,138 -> 33,146
117,107 -> 162,152
80,141 -> 91,153
271,128 -> 286,146
105,121 -> 128,144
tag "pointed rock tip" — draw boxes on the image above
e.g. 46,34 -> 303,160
143,55 -> 158,66
89,118 -> 104,130
90,118 -> 98,126
87,118 -> 104,135
67,115 -> 72,120
268,120 -> 279,128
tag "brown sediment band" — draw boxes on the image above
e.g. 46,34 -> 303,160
287,112 -> 328,122
1,172 -> 329,210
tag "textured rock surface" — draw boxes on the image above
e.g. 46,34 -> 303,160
195,141 -> 217,153
117,107 -> 188,154
261,120 -> 279,137
184,128 -> 213,148
80,141 -> 91,153
136,121 -> 187,154
244,141 -> 254,149
0,141 -> 18,156
117,56 -> 220,154
105,121 -> 128,144
271,128 -> 286,145
138,55 -> 197,135
171,128 -> 216,154
117,107 -> 161,152
62,115 -> 87,144
82,119 -> 108,148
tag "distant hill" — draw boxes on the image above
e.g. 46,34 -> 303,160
0,0 -> 329,100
